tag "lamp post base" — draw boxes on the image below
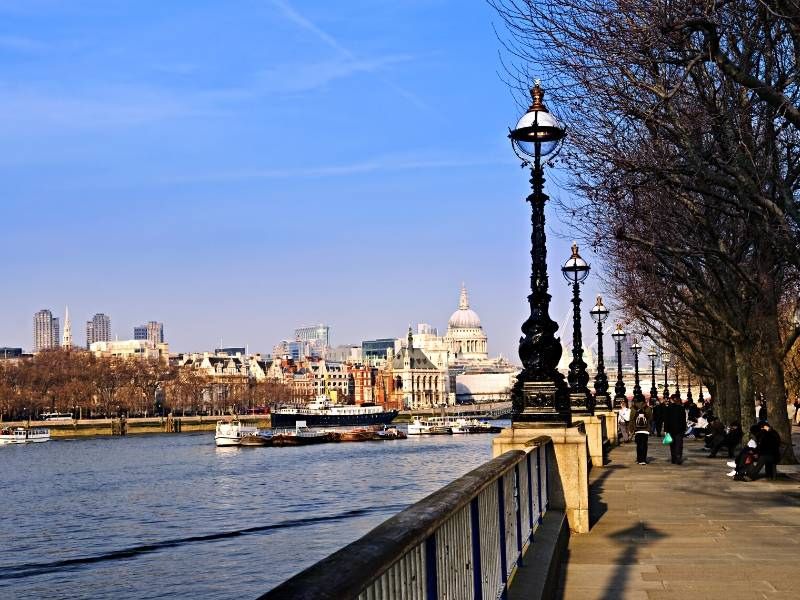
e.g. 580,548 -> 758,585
512,381 -> 570,426
594,393 -> 612,411
570,392 -> 594,416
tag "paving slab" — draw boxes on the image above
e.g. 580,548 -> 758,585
551,428 -> 800,599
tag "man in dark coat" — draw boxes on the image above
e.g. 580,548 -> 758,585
652,398 -> 666,436
748,422 -> 781,480
663,394 -> 687,464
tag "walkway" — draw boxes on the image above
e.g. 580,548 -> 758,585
558,429 -> 800,599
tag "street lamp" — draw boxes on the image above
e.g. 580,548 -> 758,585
686,372 -> 694,404
562,242 -> 592,414
590,296 -> 610,410
647,346 -> 658,404
674,362 -> 681,401
611,323 -> 627,406
662,350 -> 671,400
630,338 -> 644,403
508,80 -> 570,425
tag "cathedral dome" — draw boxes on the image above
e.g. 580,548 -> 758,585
448,285 -> 482,329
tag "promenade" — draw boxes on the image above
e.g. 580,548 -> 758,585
556,428 -> 800,599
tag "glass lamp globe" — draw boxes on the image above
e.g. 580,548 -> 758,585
662,351 -> 671,365
611,323 -> 627,342
590,295 -> 609,323
647,346 -> 658,360
630,339 -> 642,355
509,81 -> 566,159
561,242 -> 590,284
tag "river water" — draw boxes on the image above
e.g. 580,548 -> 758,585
0,425 -> 507,599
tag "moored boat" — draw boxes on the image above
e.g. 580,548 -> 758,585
271,396 -> 398,428
407,417 -> 452,435
0,427 -> 51,444
271,421 -> 334,446
239,431 -> 274,446
215,420 -> 259,447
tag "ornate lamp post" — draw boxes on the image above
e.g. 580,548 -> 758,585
662,350 -> 671,400
647,346 -> 658,404
698,384 -> 705,404
674,362 -> 681,401
611,323 -> 627,406
508,80 -> 570,425
686,373 -> 694,404
561,243 -> 593,414
630,338 -> 644,403
590,296 -> 610,410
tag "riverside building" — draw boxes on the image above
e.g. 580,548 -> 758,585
86,313 -> 111,348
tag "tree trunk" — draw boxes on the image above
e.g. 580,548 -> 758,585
734,342 -> 756,428
716,346 -> 741,426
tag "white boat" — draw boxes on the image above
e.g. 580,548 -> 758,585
0,427 -> 51,444
407,417 -> 452,435
41,412 -> 73,421
428,416 -> 503,434
214,420 -> 259,447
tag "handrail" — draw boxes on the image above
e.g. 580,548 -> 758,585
259,436 -> 552,600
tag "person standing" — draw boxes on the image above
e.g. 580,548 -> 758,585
618,400 -> 632,443
633,402 -> 652,465
664,394 -> 687,464
652,398 -> 665,435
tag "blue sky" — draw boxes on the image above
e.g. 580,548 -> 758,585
0,0 -> 605,359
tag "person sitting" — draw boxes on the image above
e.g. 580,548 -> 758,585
727,425 -> 760,478
704,417 -> 725,449
747,421 -> 781,480
709,421 -> 743,458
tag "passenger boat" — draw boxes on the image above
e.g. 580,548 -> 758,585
271,396 -> 398,428
407,417 -> 452,435
373,425 -> 407,440
214,420 -> 259,447
40,412 -> 74,421
0,427 -> 51,444
428,416 -> 503,434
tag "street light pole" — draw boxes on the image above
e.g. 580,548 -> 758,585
647,346 -> 658,404
686,373 -> 694,404
630,338 -> 644,404
590,296 -> 610,410
674,363 -> 681,401
611,323 -> 627,406
562,243 -> 592,415
508,81 -> 570,425
662,351 -> 671,400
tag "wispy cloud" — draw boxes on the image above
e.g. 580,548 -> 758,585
0,34 -> 46,53
160,155 -> 508,185
269,0 -> 428,110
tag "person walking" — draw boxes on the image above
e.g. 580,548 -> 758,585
633,402 -> 652,465
618,400 -> 632,443
663,394 -> 687,464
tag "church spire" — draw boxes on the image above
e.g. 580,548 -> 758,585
407,325 -> 414,350
62,305 -> 72,349
459,282 -> 469,310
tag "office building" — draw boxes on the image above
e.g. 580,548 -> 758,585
295,324 -> 330,347
86,313 -> 111,348
134,321 -> 165,345
33,309 -> 60,352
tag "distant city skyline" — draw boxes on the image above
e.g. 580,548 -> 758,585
1,1 -> 607,361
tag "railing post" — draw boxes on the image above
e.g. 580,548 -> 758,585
497,478 -> 508,599
544,444 -> 550,510
425,535 -> 438,600
514,464 -> 523,566
536,447 -> 544,524
470,497 -> 483,599
527,451 -> 534,532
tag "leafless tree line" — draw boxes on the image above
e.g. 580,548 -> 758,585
0,349 -> 293,420
492,0 -> 800,459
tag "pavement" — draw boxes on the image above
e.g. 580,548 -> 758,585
557,427 -> 800,599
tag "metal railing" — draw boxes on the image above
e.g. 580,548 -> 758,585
258,436 -> 552,600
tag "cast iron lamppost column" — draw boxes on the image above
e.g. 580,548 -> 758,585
611,323 -> 627,407
686,373 -> 694,404
590,296 -> 610,410
647,346 -> 658,404
508,80 -> 570,425
698,383 -> 704,405
630,338 -> 644,404
674,362 -> 681,401
662,350 -> 671,399
561,243 -> 593,414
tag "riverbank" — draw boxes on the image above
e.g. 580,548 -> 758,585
0,415 -> 271,438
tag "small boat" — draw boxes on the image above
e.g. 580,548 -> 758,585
338,429 -> 375,442
215,420 -> 259,447
373,426 -> 407,440
271,421 -> 333,446
407,417 -> 452,435
239,431 -> 274,446
428,416 -> 504,434
0,427 -> 51,444
271,396 -> 398,428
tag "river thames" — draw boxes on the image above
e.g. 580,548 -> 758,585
0,426 -> 508,599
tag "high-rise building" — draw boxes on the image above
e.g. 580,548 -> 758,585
134,321 -> 164,345
295,324 -> 330,347
33,309 -> 60,352
62,306 -> 72,349
86,313 -> 111,349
